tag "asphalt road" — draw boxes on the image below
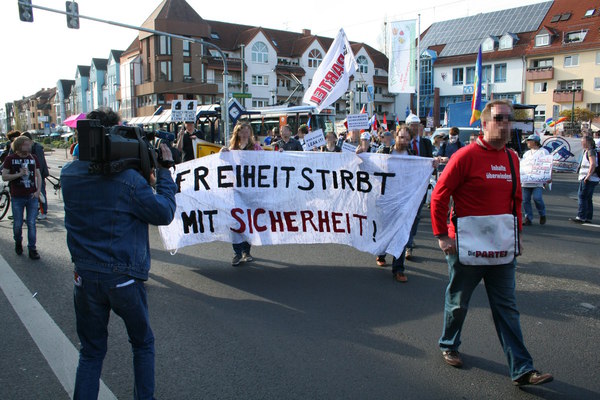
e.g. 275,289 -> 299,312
0,150 -> 598,400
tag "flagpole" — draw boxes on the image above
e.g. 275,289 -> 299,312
417,13 -> 421,118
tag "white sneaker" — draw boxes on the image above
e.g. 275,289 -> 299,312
37,213 -> 47,220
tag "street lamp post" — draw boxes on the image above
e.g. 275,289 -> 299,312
570,80 -> 576,128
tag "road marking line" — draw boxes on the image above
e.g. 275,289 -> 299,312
0,254 -> 116,400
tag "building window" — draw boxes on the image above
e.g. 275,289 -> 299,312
465,67 -> 475,84
535,34 -> 550,47
158,61 -> 172,81
596,51 -> 600,65
482,37 -> 495,52
158,35 -> 171,55
594,78 -> 600,91
564,30 -> 587,44
531,58 -> 553,68
587,103 -> 600,115
564,55 -> 579,67
211,32 -> 220,40
482,65 -> 492,83
499,35 -> 513,50
452,68 -> 463,85
494,63 -> 507,83
557,80 -> 582,90
252,42 -> 269,63
183,62 -> 191,78
534,82 -> 548,93
534,105 -> 546,122
357,56 -> 368,73
308,49 -> 323,68
183,40 -> 191,57
251,75 -> 269,86
277,77 -> 290,88
252,99 -> 268,107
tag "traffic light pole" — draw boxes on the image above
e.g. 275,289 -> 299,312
17,1 -> 231,143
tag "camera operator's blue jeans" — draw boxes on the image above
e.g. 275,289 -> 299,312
74,270 -> 155,400
439,254 -> 534,380
11,195 -> 38,248
406,196 -> 426,249
391,247 -> 407,274
522,187 -> 545,221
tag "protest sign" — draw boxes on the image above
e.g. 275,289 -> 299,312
171,100 -> 197,122
346,114 -> 370,131
303,129 -> 327,151
341,142 -> 357,153
540,135 -> 584,173
158,151 -> 433,258
520,154 -> 553,185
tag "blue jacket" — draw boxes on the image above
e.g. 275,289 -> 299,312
61,161 -> 177,280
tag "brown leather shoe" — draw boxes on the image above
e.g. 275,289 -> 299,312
394,272 -> 408,283
513,370 -> 553,386
442,350 -> 463,368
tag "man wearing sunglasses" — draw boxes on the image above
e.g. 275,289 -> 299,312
430,100 -> 553,386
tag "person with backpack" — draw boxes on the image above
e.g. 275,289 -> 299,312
437,127 -> 463,173
570,135 -> 599,224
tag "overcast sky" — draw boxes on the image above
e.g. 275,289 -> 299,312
0,0 -> 548,110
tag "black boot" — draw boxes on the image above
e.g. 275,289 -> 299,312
15,242 -> 23,255
29,248 -> 40,260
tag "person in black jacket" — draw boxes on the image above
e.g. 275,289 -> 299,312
22,132 -> 49,219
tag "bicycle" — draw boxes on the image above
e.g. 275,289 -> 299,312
46,174 -> 62,200
0,181 -> 10,221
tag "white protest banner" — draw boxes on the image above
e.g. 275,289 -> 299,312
520,154 -> 553,185
159,152 -> 433,258
341,142 -> 357,153
540,135 -> 584,173
171,100 -> 197,122
388,20 -> 417,93
346,114 -> 370,131
303,129 -> 327,151
303,29 -> 357,112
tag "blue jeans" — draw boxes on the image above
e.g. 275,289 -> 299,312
407,196 -> 426,249
232,241 -> 251,257
11,195 -> 38,249
522,187 -> 545,221
439,254 -> 534,380
577,180 -> 598,221
391,247 -> 407,274
39,178 -> 48,214
73,270 -> 155,400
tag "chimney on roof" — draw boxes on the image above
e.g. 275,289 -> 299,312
302,29 -> 311,36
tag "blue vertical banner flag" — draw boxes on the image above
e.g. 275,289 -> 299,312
470,45 -> 483,126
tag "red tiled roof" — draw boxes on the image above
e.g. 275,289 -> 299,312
526,0 -> 600,56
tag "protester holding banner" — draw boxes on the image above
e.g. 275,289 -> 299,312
521,135 -> 550,226
571,135 -> 599,224
355,132 -> 373,154
377,131 -> 394,154
430,100 -> 553,386
406,114 -> 434,259
374,127 -> 415,282
220,121 -> 262,264
321,131 -> 341,152
275,125 -> 303,151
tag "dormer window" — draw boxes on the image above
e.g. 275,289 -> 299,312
564,30 -> 587,44
535,33 -> 550,47
584,9 -> 595,17
210,32 -> 220,40
499,34 -> 516,50
482,37 -> 495,52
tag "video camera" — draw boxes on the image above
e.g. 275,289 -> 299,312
77,119 -> 173,183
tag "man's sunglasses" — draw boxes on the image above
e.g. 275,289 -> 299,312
492,114 -> 514,122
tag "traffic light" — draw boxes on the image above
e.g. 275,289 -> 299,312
18,0 -> 34,22
344,93 -> 351,114
66,1 -> 79,29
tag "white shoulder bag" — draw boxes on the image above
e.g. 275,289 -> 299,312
454,149 -> 519,266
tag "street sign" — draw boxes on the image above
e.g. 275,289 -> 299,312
232,92 -> 252,99
228,98 -> 244,123
171,100 -> 197,122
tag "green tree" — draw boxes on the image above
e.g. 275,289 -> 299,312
559,107 -> 596,123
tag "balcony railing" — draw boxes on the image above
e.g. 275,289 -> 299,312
553,89 -> 583,103
526,66 -> 553,81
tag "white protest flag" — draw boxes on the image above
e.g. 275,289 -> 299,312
303,29 -> 357,112
388,20 -> 417,93
159,152 -> 433,258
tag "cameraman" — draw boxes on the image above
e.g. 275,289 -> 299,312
61,108 -> 177,400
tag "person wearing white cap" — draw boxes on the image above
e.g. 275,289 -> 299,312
355,132 -> 373,154
521,134 -> 550,226
405,114 -> 435,259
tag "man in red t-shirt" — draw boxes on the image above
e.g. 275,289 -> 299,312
430,100 -> 552,386
2,135 -> 42,259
